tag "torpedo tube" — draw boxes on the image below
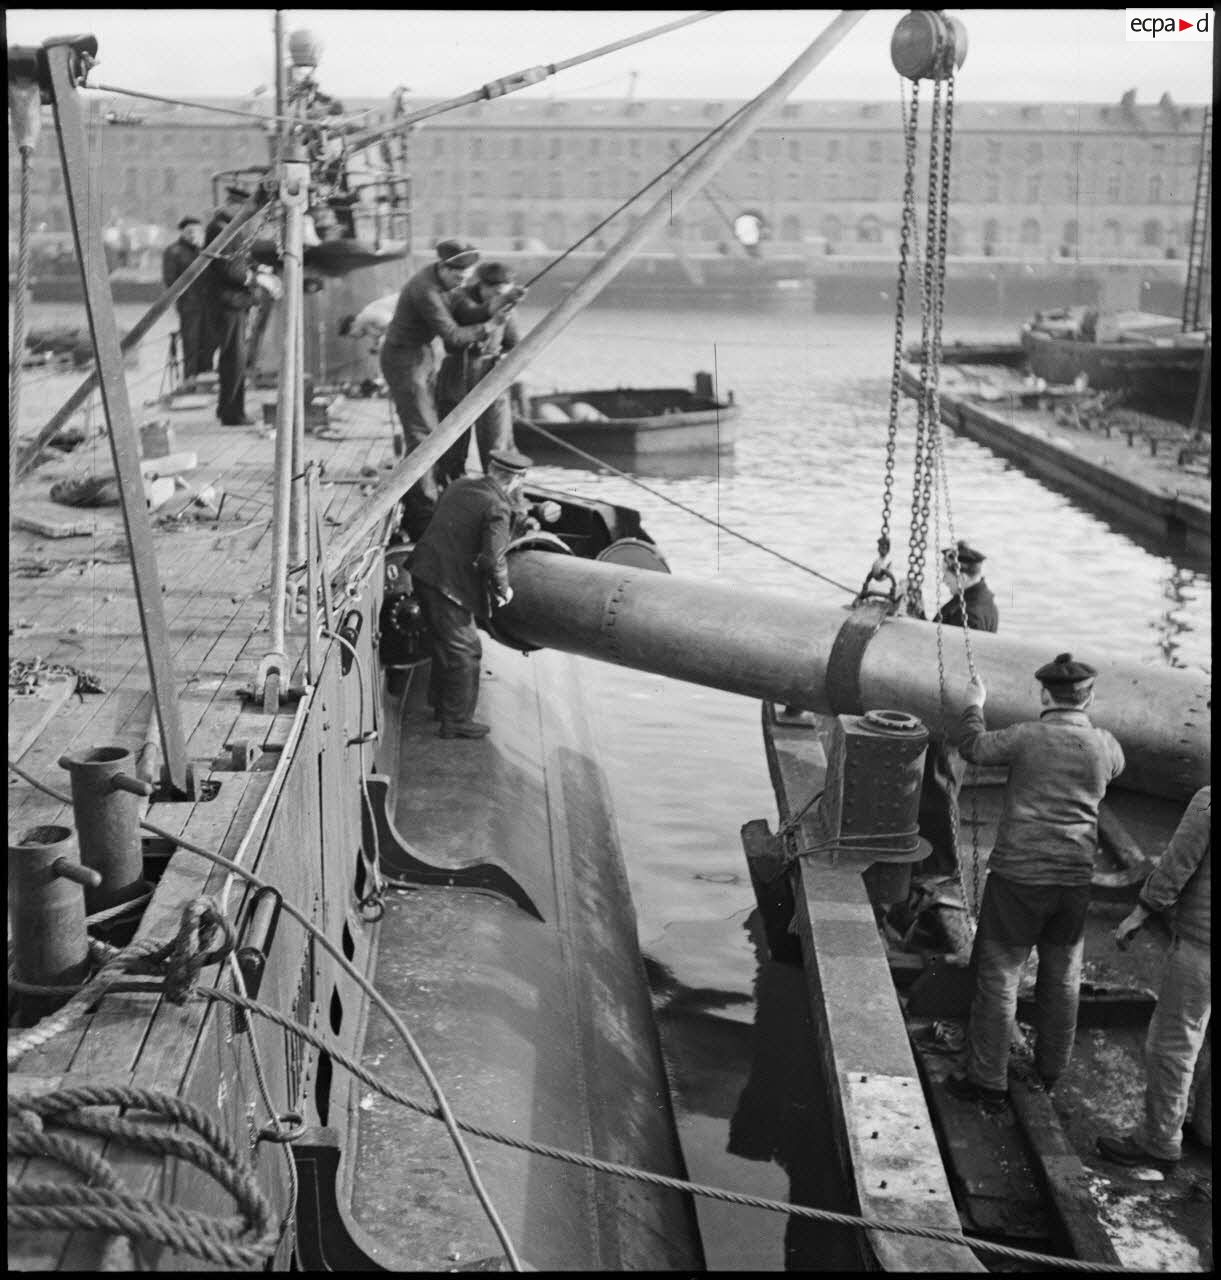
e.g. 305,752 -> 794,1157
495,550 -> 1209,802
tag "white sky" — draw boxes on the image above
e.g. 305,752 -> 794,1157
4,9 -> 1215,106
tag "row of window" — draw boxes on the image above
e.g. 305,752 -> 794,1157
415,166 -> 1182,205
425,130 -> 1202,169
422,203 -> 1189,252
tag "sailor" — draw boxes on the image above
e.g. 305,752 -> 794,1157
160,215 -> 207,379
917,539 -> 1000,875
946,653 -> 1125,1111
1097,785 -> 1211,1170
408,448 -> 533,739
436,260 -> 526,483
932,541 -> 998,633
204,185 -> 259,425
380,239 -> 516,539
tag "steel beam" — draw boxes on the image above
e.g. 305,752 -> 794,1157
43,37 -> 190,795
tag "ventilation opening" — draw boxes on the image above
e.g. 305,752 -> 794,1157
353,848 -> 367,902
315,1051 -> 332,1127
329,987 -> 343,1036
342,922 -> 355,961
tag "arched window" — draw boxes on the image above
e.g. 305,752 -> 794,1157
982,218 -> 1001,250
1062,219 -> 1079,247
856,215 -> 883,244
548,170 -> 564,199
820,214 -> 843,247
1020,218 -> 1041,248
509,210 -> 526,239
468,211 -> 489,238
1142,219 -> 1163,248
780,214 -> 802,242
947,218 -> 964,255
1148,174 -> 1163,202
1103,219 -> 1123,250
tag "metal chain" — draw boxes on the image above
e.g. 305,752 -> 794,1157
905,77 -> 944,612
879,80 -> 921,562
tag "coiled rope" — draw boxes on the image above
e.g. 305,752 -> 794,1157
8,757 -> 1137,1271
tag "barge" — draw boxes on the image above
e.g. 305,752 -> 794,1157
899,345 -> 1210,562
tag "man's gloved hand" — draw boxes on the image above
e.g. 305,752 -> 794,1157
537,500 -> 562,524
964,674 -> 986,708
494,586 -> 514,609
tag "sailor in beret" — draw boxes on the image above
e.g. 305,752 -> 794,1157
945,654 -> 1125,1113
378,236 -> 504,538
436,261 -> 527,482
408,449 -> 538,740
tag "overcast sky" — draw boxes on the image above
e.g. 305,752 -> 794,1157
5,9 -> 1214,107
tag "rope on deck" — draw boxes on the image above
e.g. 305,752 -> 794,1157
7,758 -> 1138,1273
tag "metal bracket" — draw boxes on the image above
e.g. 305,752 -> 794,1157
361,776 -> 544,921
825,598 -> 894,716
255,652 -> 288,714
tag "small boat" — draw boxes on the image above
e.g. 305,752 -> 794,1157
1020,307 -> 1208,425
514,372 -> 738,460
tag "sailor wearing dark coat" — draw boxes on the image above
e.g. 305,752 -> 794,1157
408,449 -> 531,739
933,541 -> 998,632
379,239 -> 498,539
204,186 -> 258,425
919,541 -> 999,875
161,216 -> 207,378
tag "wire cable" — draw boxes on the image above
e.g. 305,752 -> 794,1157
518,418 -> 855,593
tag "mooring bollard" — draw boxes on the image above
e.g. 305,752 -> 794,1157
58,745 -> 152,914
9,825 -> 102,1006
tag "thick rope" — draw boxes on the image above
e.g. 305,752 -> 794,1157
8,1084 -> 279,1268
7,756 -> 522,1272
6,760 -> 1131,1272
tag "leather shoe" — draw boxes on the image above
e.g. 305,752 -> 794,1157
220,416 -> 256,426
1096,1133 -> 1178,1170
946,1073 -> 1009,1113
439,720 -> 490,739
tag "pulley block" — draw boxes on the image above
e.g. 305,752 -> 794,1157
890,11 -> 968,81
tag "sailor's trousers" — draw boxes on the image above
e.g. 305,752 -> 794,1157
1129,935 -> 1211,1160
380,341 -> 442,538
415,581 -> 482,727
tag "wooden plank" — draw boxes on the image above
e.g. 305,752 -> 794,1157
1008,1084 -> 1124,1265
8,677 -> 75,761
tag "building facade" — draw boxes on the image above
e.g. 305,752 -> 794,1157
9,90 -> 1208,266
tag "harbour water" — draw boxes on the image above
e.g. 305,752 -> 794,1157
13,300 -> 1211,1268
510,303 -> 1211,1269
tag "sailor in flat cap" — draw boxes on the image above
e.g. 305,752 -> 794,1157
945,654 -> 1125,1113
436,261 -> 528,482
380,238 -> 514,538
203,185 -> 263,425
408,449 -> 536,739
933,541 -> 998,633
161,214 -> 207,379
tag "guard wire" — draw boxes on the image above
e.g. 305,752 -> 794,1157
6,754 -> 523,1273
516,419 -> 856,593
7,757 -> 1134,1273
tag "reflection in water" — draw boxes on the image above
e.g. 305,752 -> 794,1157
727,914 -> 868,1271
1155,567 -> 1201,669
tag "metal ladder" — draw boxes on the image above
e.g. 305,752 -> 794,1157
1181,106 -> 1211,332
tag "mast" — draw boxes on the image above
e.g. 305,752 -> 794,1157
328,9 -> 869,572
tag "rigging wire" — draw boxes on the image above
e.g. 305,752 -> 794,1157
85,82 -> 298,126
519,419 -> 855,593
6,756 -> 1137,1273
524,97 -> 754,289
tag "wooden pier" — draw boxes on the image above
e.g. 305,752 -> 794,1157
900,349 -> 1210,562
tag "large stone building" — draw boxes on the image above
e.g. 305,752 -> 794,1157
9,89 -> 1209,265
